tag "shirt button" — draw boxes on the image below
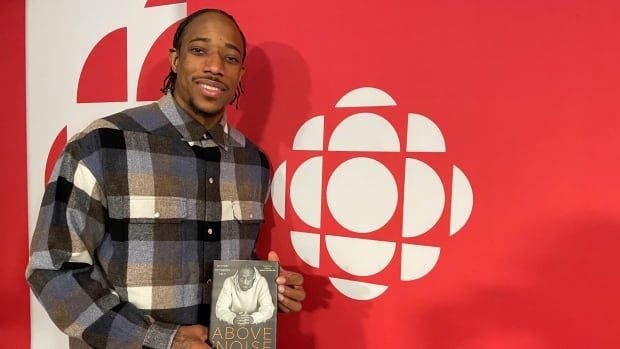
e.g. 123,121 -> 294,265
208,177 -> 214,184
207,228 -> 213,235
153,212 -> 160,218
207,279 -> 212,284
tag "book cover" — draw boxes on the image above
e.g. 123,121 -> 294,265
209,260 -> 278,349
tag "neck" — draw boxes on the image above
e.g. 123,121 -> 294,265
171,93 -> 224,130
193,112 -> 223,130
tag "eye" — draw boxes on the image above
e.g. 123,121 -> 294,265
225,56 -> 240,64
190,47 -> 206,55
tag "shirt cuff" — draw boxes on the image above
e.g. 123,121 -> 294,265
143,321 -> 180,349
251,313 -> 265,324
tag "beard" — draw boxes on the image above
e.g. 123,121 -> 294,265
188,96 -> 226,121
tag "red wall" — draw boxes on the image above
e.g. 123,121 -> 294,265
198,1 -> 620,348
0,0 -> 30,348
8,0 -> 620,348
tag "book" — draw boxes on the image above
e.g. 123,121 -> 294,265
209,260 -> 278,349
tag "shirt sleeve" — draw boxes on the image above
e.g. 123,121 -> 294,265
250,277 -> 275,324
26,139 -> 178,349
215,277 -> 237,325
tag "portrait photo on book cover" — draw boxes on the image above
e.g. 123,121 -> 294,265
214,262 -> 276,326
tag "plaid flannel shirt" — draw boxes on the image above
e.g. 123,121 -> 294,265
26,93 -> 270,349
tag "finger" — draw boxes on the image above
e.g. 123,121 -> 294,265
269,251 -> 289,283
277,271 -> 304,286
278,284 -> 306,302
183,325 -> 209,340
277,301 -> 291,313
267,250 -> 280,262
198,325 -> 209,341
269,251 -> 297,279
278,292 -> 303,312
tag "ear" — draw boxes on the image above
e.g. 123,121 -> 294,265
168,48 -> 178,73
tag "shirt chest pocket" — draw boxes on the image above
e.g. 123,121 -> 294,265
106,196 -> 188,284
223,200 -> 264,224
126,196 -> 187,223
219,200 -> 264,260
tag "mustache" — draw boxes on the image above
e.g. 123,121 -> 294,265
192,75 -> 229,90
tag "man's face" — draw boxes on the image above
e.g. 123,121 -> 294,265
169,12 -> 245,123
237,268 -> 255,291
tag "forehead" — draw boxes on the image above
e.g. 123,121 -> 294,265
180,12 -> 244,51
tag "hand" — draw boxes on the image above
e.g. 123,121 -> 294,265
268,251 -> 306,313
171,325 -> 212,349
233,313 -> 254,325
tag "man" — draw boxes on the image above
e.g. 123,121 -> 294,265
27,8 -> 305,349
215,265 -> 275,325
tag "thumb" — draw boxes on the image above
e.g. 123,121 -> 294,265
267,250 -> 280,262
197,325 -> 210,342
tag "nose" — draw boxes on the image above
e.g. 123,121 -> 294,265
204,52 -> 224,75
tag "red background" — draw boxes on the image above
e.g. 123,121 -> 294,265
5,0 -> 620,347
0,0 -> 30,348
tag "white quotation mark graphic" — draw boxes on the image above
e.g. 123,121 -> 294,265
271,87 -> 473,300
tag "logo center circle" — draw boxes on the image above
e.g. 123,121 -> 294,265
326,157 -> 398,233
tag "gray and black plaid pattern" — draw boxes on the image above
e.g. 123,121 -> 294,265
27,94 -> 270,349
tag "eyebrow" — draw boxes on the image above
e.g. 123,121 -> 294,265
188,37 -> 242,56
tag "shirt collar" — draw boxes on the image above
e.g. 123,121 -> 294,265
157,92 -> 229,149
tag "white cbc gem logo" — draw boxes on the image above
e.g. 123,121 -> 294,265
271,87 -> 474,300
